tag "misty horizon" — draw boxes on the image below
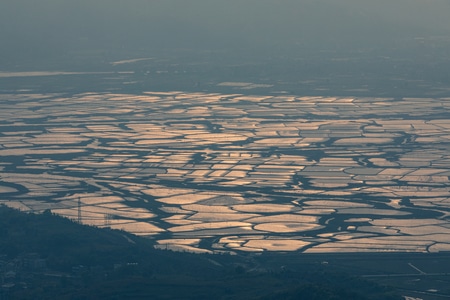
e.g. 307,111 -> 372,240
1,0 -> 450,68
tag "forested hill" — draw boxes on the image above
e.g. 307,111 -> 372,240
0,205 -> 222,274
0,205 -> 402,299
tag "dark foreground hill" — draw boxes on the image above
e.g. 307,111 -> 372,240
0,205 -> 402,299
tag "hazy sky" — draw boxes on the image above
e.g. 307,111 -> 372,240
1,0 -> 449,65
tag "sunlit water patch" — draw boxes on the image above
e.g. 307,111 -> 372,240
1,91 -> 450,253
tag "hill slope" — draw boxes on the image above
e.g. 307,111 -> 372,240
0,205 -> 403,299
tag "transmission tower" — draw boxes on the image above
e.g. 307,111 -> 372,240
77,197 -> 82,224
104,213 -> 112,226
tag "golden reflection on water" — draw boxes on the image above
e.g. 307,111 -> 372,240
2,91 -> 450,253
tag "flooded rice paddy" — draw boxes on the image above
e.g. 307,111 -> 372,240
1,91 -> 450,253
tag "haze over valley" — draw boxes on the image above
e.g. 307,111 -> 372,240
2,1 -> 450,298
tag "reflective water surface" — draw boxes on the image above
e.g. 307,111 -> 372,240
1,91 -> 450,253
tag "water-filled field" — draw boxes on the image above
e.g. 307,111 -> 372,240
2,91 -> 450,253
